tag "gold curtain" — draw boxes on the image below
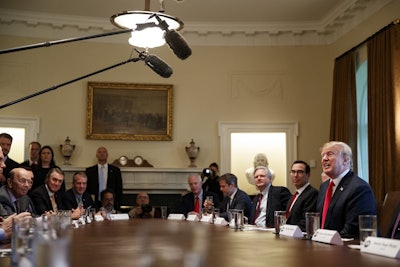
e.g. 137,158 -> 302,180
367,22 -> 400,202
330,51 -> 358,171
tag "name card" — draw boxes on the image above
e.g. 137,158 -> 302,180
361,237 -> 400,259
186,214 -> 200,222
279,224 -> 303,238
214,217 -> 229,226
200,215 -> 213,223
167,214 -> 186,220
109,213 -> 130,220
312,229 -> 343,245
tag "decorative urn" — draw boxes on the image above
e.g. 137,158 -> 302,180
185,139 -> 199,167
60,136 -> 75,165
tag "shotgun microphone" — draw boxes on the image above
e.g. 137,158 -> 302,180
139,52 -> 173,78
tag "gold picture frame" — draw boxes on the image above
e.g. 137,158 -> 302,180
86,82 -> 173,141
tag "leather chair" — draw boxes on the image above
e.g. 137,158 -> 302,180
378,191 -> 400,237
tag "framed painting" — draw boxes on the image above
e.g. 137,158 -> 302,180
86,82 -> 173,141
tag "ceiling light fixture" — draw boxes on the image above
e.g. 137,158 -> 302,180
111,0 -> 184,49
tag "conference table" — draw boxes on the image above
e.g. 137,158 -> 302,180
1,219 -> 399,266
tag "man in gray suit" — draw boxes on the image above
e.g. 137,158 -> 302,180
285,160 -> 318,231
0,167 -> 36,217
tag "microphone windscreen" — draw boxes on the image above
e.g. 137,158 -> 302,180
165,30 -> 192,60
144,54 -> 173,78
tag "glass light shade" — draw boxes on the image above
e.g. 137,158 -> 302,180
111,11 -> 184,49
128,27 -> 165,49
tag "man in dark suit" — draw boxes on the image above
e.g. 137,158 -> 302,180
20,141 -> 41,167
218,173 -> 252,222
252,166 -> 292,228
29,167 -> 65,215
181,174 -> 219,218
285,160 -> 318,231
317,141 -> 376,238
0,133 -> 20,186
63,171 -> 94,210
85,147 -> 123,210
0,166 -> 36,217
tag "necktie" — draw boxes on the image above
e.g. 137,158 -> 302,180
321,180 -> 335,228
14,200 -> 20,213
391,211 -> 400,239
77,195 -> 83,207
253,193 -> 263,223
286,191 -> 299,218
99,165 -> 105,200
194,196 -> 200,213
50,194 -> 58,212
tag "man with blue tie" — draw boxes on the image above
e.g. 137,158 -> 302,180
86,147 -> 123,211
63,171 -> 94,210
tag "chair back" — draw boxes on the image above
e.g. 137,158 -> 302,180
379,191 -> 400,237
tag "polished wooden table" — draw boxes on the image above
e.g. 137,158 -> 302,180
1,219 -> 400,266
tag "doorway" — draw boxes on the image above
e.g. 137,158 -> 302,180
218,122 -> 298,195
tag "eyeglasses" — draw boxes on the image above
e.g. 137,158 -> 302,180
289,170 -> 305,175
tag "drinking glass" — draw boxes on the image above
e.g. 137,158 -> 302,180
274,211 -> 287,234
305,212 -> 320,239
359,215 -> 377,245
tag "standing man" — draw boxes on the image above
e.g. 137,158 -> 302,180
0,133 -> 20,186
285,160 -> 318,231
29,167 -> 65,215
20,141 -> 41,167
63,171 -> 94,210
0,166 -> 36,216
252,166 -> 292,228
181,174 -> 219,218
218,173 -> 252,222
317,141 -> 376,238
86,147 -> 123,210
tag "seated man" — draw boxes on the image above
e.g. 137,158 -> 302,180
285,160 -> 318,231
0,167 -> 36,217
63,171 -> 94,210
218,173 -> 252,222
129,192 -> 155,219
29,167 -> 65,215
29,167 -> 82,220
98,188 -> 117,219
181,174 -> 219,218
252,166 -> 292,227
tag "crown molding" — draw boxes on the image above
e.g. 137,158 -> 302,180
0,0 -> 392,47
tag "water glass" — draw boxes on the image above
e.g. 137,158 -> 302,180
274,211 -> 287,234
11,217 -> 37,266
305,212 -> 320,239
359,215 -> 377,245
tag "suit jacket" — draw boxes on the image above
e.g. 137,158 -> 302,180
29,184 -> 64,215
285,184 -> 318,231
181,190 -> 220,217
219,188 -> 253,222
316,170 -> 377,238
62,189 -> 94,210
386,202 -> 400,239
252,185 -> 292,228
85,164 -> 123,209
0,185 -> 36,217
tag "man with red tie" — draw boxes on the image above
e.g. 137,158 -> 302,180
316,141 -> 376,238
180,174 -> 219,218
251,166 -> 291,228
285,160 -> 318,231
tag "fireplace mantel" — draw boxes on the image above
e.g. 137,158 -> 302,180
62,166 -> 202,195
